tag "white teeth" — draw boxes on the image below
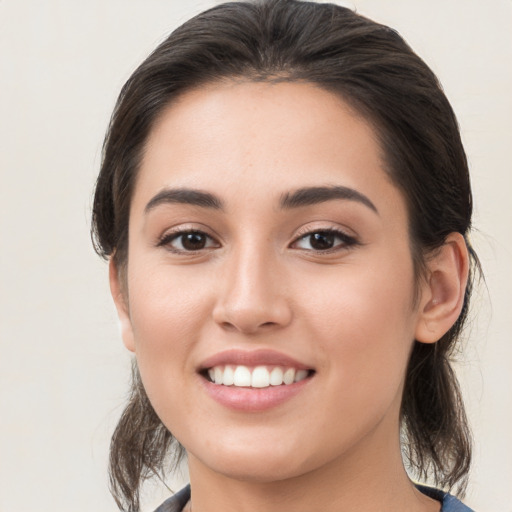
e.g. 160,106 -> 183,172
294,369 -> 308,382
207,365 -> 310,388
269,367 -> 284,386
214,366 -> 223,385
233,365 -> 252,387
251,366 -> 270,388
223,365 -> 234,386
283,368 -> 295,385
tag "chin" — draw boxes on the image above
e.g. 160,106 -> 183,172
187,436 -> 324,483
208,456 -> 308,483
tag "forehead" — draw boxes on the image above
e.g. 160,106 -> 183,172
134,81 -> 400,215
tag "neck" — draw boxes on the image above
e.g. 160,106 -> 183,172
186,417 -> 440,512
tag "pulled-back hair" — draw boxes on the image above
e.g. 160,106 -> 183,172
91,1 -> 479,510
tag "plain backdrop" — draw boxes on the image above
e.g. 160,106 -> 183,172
0,1 -> 510,511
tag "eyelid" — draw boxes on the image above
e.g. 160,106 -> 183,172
292,222 -> 358,241
157,225 -> 221,252
289,225 -> 360,252
156,222 -> 219,242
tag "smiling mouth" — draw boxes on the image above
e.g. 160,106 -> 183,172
201,365 -> 315,388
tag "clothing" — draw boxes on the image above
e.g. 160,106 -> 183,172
153,484 -> 475,512
153,486 -> 190,512
416,484 -> 475,512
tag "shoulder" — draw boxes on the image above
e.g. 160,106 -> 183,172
153,485 -> 191,512
416,484 -> 476,512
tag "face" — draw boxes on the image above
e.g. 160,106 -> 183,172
113,81 -> 430,483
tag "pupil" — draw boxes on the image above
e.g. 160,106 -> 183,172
310,232 -> 334,250
182,232 -> 206,250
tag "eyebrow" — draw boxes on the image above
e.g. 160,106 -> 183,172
280,186 -> 378,214
144,185 -> 378,215
145,187 -> 224,213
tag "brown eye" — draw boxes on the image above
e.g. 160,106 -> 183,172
181,232 -> 208,250
159,230 -> 219,252
291,229 -> 358,252
309,232 -> 336,250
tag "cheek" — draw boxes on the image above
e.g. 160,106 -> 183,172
128,261 -> 212,350
125,276 -> 212,442
301,259 -> 417,389
125,261 -> 216,408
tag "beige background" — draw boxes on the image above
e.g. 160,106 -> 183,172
0,1 -> 510,511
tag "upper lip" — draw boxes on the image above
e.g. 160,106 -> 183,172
198,349 -> 313,371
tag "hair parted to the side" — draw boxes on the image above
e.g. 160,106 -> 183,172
91,1 -> 479,510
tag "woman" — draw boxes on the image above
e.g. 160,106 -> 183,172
91,1 -> 479,511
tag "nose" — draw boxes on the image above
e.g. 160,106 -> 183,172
212,246 -> 293,334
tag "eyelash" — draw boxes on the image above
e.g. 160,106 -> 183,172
157,229 -> 219,253
157,227 -> 359,254
290,227 -> 359,253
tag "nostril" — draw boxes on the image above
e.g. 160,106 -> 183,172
219,320 -> 279,334
212,269 -> 293,330
220,321 -> 237,331
213,300 -> 293,334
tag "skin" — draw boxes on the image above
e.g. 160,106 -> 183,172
110,81 -> 468,512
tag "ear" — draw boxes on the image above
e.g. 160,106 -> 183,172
415,232 -> 469,344
109,258 -> 136,353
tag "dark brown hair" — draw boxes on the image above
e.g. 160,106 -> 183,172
91,1 -> 479,510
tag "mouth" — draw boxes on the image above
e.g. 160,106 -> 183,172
197,349 -> 316,399
201,365 -> 315,388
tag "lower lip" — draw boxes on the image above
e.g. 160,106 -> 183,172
200,375 -> 312,412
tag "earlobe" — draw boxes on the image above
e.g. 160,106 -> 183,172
109,258 -> 136,353
415,233 -> 469,344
